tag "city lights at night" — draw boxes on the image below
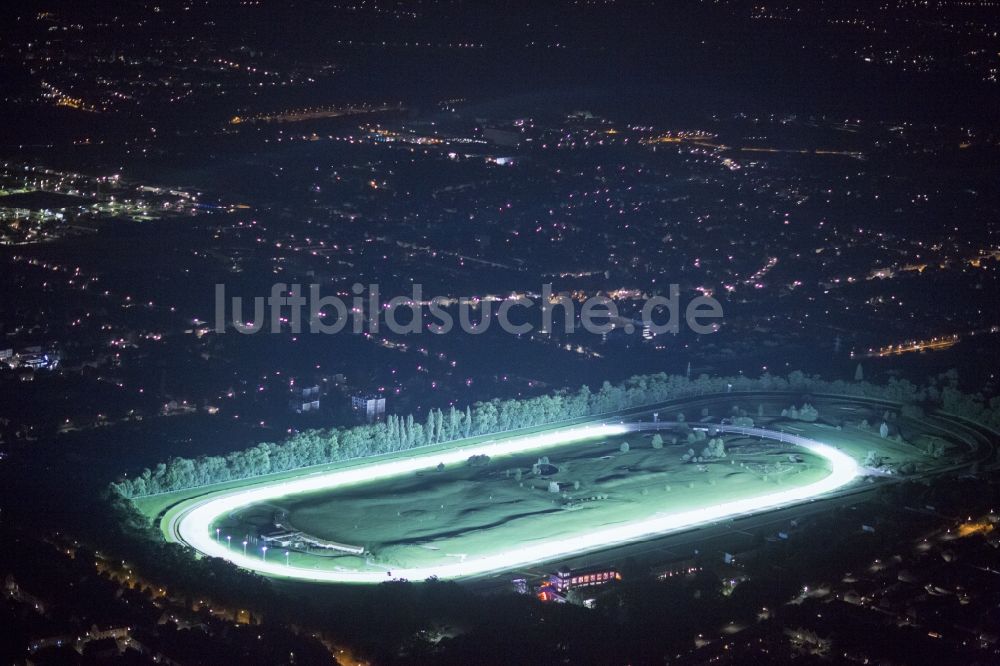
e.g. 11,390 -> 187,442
1,1 -> 999,664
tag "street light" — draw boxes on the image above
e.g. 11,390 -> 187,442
285,551 -> 290,567
215,528 -> 220,541
242,540 -> 248,556
261,546 -> 268,561
226,535 -> 232,550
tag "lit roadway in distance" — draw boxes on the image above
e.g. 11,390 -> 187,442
169,423 -> 860,583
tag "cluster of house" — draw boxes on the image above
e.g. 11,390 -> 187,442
6,575 -> 185,665
0,346 -> 61,373
287,377 -> 386,423
516,565 -> 623,606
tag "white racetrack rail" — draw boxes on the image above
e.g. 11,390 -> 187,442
172,423 -> 859,583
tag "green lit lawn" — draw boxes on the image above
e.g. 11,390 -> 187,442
219,423 -> 845,573
151,395 -> 958,578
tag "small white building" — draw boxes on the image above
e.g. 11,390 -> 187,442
352,394 -> 386,422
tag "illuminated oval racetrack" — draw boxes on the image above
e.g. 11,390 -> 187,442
169,423 -> 859,583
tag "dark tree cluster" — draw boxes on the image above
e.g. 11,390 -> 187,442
113,370 -> 1000,499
